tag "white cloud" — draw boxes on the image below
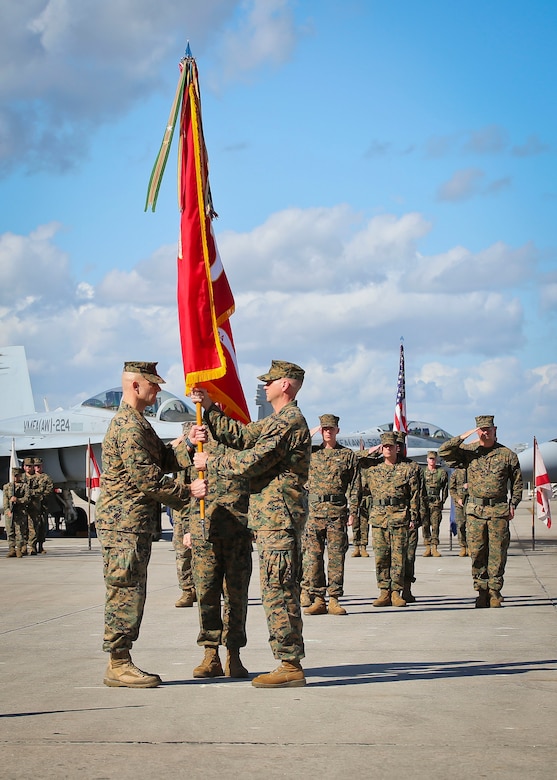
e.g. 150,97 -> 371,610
437,168 -> 485,202
0,0 -> 298,173
0,206 -> 553,446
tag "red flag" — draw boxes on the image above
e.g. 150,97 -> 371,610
393,343 -> 408,434
534,439 -> 552,528
145,50 -> 250,423
86,442 -> 101,504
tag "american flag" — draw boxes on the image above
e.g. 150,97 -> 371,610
393,343 -> 408,434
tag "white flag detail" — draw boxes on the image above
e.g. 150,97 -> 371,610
534,439 -> 552,529
86,442 -> 101,503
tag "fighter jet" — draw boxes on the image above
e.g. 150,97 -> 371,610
254,384 -> 452,462
336,420 -> 453,462
518,439 -> 557,483
0,346 -> 196,496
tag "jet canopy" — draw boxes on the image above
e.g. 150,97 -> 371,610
81,388 -> 196,422
377,420 -> 452,441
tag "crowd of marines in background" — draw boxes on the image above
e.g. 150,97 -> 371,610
3,456 -> 54,557
3,359 -> 524,690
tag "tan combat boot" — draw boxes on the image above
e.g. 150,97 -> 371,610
175,589 -> 196,608
225,648 -> 249,678
328,597 -> 347,615
391,591 -> 407,607
489,590 -> 503,608
431,544 -> 442,557
351,545 -> 361,557
300,590 -> 312,608
251,660 -> 306,688
193,647 -> 224,678
422,543 -> 431,557
459,546 -> 467,557
304,596 -> 327,616
15,548 -> 23,558
360,546 -> 370,558
6,549 -> 17,558
20,546 -> 28,556
372,589 -> 391,607
402,584 -> 416,604
104,650 -> 161,688
474,589 -> 490,608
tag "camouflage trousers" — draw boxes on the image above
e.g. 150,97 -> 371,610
27,510 -> 41,551
466,513 -> 510,592
404,526 -> 419,585
351,511 -> 369,547
5,509 -> 28,550
454,504 -> 467,548
371,524 -> 409,592
97,528 -> 152,653
172,515 -> 194,592
301,513 -> 348,599
421,502 -> 443,546
36,510 -> 48,549
255,528 -> 305,661
191,532 -> 253,649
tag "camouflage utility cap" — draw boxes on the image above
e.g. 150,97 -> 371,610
475,415 -> 495,428
23,457 -> 35,466
319,414 -> 339,428
33,457 -> 43,465
427,450 -> 437,459
395,431 -> 406,443
123,361 -> 165,384
12,467 -> 23,476
257,360 -> 305,383
380,432 -> 397,445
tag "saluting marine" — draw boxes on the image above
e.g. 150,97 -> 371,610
362,431 -> 420,608
438,414 -> 522,608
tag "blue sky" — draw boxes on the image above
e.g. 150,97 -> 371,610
0,0 -> 556,446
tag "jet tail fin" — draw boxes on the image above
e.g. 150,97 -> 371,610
0,346 -> 36,417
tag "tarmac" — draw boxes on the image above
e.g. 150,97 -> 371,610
1,496 -> 557,780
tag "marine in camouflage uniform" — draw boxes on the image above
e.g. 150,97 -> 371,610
3,467 -> 30,557
96,361 -> 207,688
421,451 -> 449,557
438,414 -> 523,608
171,469 -> 196,607
22,457 -> 38,553
354,446 -> 384,559
361,431 -> 420,607
302,414 -> 360,616
33,458 -> 54,554
184,430 -> 253,679
191,360 -> 311,688
449,466 -> 468,555
396,431 -> 429,603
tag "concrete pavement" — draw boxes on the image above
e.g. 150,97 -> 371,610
1,496 -> 556,779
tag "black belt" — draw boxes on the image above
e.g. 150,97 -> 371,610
370,497 -> 407,507
468,496 -> 507,507
309,493 -> 346,503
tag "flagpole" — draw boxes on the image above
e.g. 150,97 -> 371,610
86,440 -> 92,551
531,436 -> 536,551
195,402 -> 206,539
